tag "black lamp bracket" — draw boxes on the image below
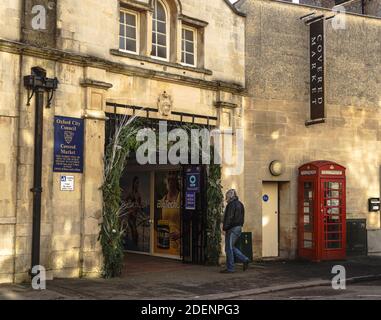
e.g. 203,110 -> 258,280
26,89 -> 35,106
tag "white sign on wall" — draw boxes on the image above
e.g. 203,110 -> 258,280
60,175 -> 75,191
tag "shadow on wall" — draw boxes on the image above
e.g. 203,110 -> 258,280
0,256 -> 14,284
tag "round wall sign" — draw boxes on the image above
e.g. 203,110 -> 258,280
263,195 -> 269,202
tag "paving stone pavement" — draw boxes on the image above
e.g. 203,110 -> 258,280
1,255 -> 380,300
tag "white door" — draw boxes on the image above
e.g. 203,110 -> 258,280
262,182 -> 279,257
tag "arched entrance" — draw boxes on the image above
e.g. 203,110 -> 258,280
104,107 -> 218,266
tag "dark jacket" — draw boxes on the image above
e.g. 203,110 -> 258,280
223,197 -> 245,231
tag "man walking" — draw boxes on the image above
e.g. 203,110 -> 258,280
220,189 -> 250,273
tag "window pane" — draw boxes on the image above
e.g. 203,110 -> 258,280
119,37 -> 125,50
157,34 -> 166,46
157,46 -> 167,58
126,26 -> 136,39
186,53 -> 194,65
185,29 -> 194,41
120,12 -> 125,23
126,13 -> 136,26
126,39 -> 136,52
152,45 -> 157,56
157,21 -> 166,34
152,33 -> 157,44
120,24 -> 125,37
186,41 -> 194,53
156,2 -> 166,21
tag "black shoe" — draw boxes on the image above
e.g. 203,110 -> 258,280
220,269 -> 234,274
243,260 -> 250,272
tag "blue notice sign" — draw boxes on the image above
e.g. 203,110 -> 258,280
263,195 -> 269,202
185,192 -> 196,210
186,172 -> 200,192
53,116 -> 84,173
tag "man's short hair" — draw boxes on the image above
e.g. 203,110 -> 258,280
226,189 -> 238,200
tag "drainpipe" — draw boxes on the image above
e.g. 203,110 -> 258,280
30,86 -> 44,275
24,67 -> 58,277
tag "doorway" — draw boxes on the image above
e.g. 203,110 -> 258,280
121,165 -> 183,260
105,115 -> 209,265
262,182 -> 279,257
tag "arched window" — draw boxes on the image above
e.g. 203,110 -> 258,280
152,0 -> 168,60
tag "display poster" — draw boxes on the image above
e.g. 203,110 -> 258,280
120,171 -> 151,253
154,171 -> 182,257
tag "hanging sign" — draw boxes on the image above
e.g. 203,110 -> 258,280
53,116 -> 84,173
308,18 -> 325,124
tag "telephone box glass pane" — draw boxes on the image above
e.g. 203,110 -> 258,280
303,181 -> 314,249
323,180 -> 344,250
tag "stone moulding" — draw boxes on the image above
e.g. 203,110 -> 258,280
120,0 -> 153,12
0,217 -> 16,225
214,101 -> 238,109
110,49 -> 213,75
80,79 -> 113,90
178,14 -> 209,28
83,110 -> 109,121
0,39 -> 245,95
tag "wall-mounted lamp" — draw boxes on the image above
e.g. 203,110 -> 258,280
269,160 -> 284,177
24,66 -> 59,108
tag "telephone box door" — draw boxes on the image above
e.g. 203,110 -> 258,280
320,179 -> 346,260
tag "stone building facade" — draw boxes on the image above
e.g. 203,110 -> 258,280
280,0 -> 381,17
0,0 -> 246,283
236,0 -> 381,259
1,0 -> 381,284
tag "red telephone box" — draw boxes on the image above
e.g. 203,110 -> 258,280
298,161 -> 346,261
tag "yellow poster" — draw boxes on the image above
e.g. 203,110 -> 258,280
154,171 -> 181,257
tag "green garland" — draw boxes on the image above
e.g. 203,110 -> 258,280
100,118 -> 223,278
100,117 -> 144,278
205,159 -> 224,265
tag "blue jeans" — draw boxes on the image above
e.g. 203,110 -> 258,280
225,226 -> 249,272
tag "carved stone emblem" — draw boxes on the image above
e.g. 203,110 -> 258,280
158,91 -> 172,117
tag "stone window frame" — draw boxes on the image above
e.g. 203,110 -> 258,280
181,25 -> 197,67
178,15 -> 207,70
151,0 -> 170,61
119,9 -> 140,55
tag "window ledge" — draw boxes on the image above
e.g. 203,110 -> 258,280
110,49 -> 213,75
